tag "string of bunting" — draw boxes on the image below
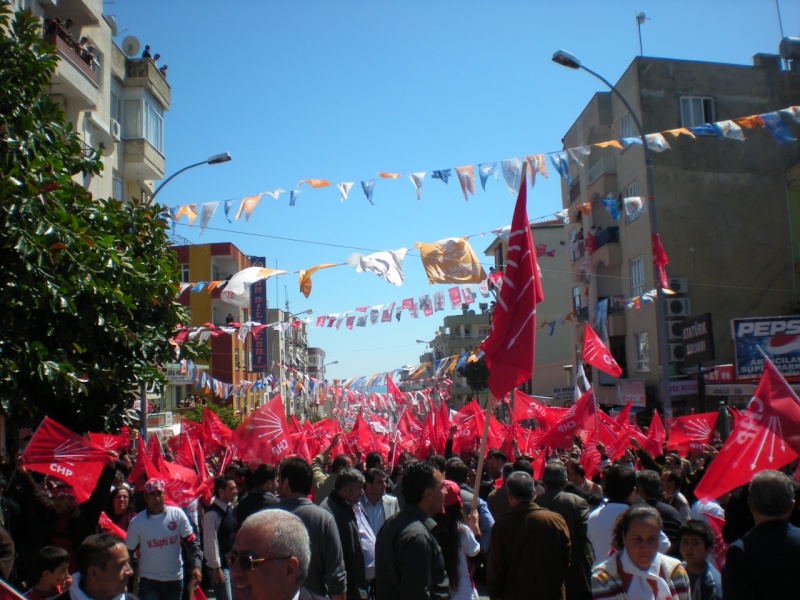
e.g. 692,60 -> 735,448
164,107 -> 800,231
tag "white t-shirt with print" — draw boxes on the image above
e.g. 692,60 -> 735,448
126,506 -> 194,581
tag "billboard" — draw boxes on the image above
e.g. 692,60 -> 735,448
681,313 -> 714,366
732,316 -> 800,380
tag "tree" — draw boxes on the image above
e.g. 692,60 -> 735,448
183,402 -> 241,431
0,7 -> 200,433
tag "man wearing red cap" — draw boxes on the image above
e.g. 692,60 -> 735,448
125,478 -> 202,600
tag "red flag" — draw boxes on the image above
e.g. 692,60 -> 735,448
666,412 -> 718,456
98,511 -> 127,540
203,407 -> 232,450
230,395 -> 293,464
88,433 -> 128,453
614,401 -> 633,428
582,323 -> 622,378
386,377 -> 407,408
512,391 -> 559,430
704,512 -> 728,570
450,399 -> 505,455
652,234 -> 669,289
20,417 -> 110,503
347,414 -> 389,460
312,418 -> 347,457
752,358 -> 800,453
167,433 -> 197,470
481,170 -> 543,399
694,363 -> 800,502
538,389 -> 596,450
645,410 -> 666,456
151,449 -> 203,508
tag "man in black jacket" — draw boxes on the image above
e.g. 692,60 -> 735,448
234,464 -> 279,531
321,469 -> 368,600
374,460 -> 448,600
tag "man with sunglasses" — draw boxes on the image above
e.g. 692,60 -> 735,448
125,478 -> 202,600
229,509 -> 326,600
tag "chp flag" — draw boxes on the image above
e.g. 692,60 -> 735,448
582,323 -> 622,378
481,169 -> 543,399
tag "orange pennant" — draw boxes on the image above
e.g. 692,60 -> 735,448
576,202 -> 592,215
298,179 -> 331,188
735,115 -> 765,129
298,263 -> 338,298
664,128 -> 696,138
594,140 -> 624,149
377,172 -> 401,179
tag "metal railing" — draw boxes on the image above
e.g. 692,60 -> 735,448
587,156 -> 616,184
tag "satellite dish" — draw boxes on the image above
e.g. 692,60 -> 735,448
105,15 -> 118,37
121,35 -> 140,57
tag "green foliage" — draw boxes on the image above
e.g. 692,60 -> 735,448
183,402 -> 241,431
0,6 -> 200,433
461,355 -> 489,392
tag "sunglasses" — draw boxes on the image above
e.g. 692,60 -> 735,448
225,551 -> 291,571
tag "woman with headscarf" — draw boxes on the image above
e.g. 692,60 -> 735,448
591,505 -> 689,600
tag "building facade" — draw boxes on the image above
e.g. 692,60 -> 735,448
21,0 -> 169,205
560,53 -> 800,415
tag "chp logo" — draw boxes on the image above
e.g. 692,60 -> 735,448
168,520 -> 177,531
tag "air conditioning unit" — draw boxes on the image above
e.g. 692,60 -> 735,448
110,118 -> 121,142
668,320 -> 684,340
665,297 -> 691,318
668,342 -> 686,363
668,277 -> 689,294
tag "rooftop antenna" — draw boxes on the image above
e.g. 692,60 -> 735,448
776,0 -> 788,69
635,11 -> 650,57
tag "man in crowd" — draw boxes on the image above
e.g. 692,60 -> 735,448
321,469 -> 369,600
125,478 -> 202,600
202,476 -> 238,600
487,471 -> 571,600
311,435 -> 353,505
374,460 -> 448,600
722,470 -> 800,599
637,470 -> 682,556
272,458 -> 346,600
535,461 -> 593,600
359,469 -> 398,536
230,509 -> 326,600
57,534 -> 134,600
234,464 -> 279,531
661,469 -> 691,522
587,465 -> 638,565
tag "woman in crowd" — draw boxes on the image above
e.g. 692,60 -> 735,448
591,505 -> 689,600
105,484 -> 136,531
434,480 -> 481,600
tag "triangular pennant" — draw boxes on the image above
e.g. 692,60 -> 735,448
407,172 -> 426,200
336,182 -> 355,202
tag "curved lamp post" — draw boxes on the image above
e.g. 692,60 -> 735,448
552,50 -> 672,416
139,151 -> 232,443
149,151 -> 232,203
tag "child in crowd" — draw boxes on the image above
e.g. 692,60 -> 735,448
23,546 -> 71,600
678,519 -> 721,600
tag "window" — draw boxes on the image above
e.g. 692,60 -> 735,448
122,92 -> 164,153
623,180 -> 641,223
680,96 -> 714,128
572,286 -> 582,312
463,325 -> 472,338
110,80 -> 123,125
179,264 -> 190,283
635,332 -> 650,372
629,256 -> 645,297
620,112 -> 635,139
112,170 -> 123,200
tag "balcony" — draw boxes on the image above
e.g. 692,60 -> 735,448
123,138 -> 165,181
575,306 -> 589,323
586,157 -> 617,204
45,32 -> 98,109
125,58 -> 171,110
570,239 -> 585,263
591,227 -> 621,268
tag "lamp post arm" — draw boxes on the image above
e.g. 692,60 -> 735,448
150,160 -> 207,202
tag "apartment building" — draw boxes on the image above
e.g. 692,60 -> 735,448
560,52 -> 800,415
18,0 -> 168,204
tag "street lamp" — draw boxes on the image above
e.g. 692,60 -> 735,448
149,152 -> 232,202
138,151 -> 232,444
281,308 -> 313,419
552,49 -> 673,416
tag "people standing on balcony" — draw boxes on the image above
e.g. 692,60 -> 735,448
142,45 -> 151,59
585,226 -> 598,256
159,65 -> 168,78
152,54 -> 161,67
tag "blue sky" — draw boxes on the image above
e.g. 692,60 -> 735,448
108,0 -> 800,383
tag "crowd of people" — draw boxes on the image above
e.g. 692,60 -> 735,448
0,423 -> 799,600
43,18 -> 98,72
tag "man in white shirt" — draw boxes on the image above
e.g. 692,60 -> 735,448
202,476 -> 238,600
125,478 -> 202,600
359,469 -> 398,536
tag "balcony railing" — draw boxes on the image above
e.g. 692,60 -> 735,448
595,226 -> 619,250
570,239 -> 585,263
575,306 -> 589,322
587,156 -> 616,185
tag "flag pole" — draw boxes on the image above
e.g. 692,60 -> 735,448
471,390 -> 493,515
